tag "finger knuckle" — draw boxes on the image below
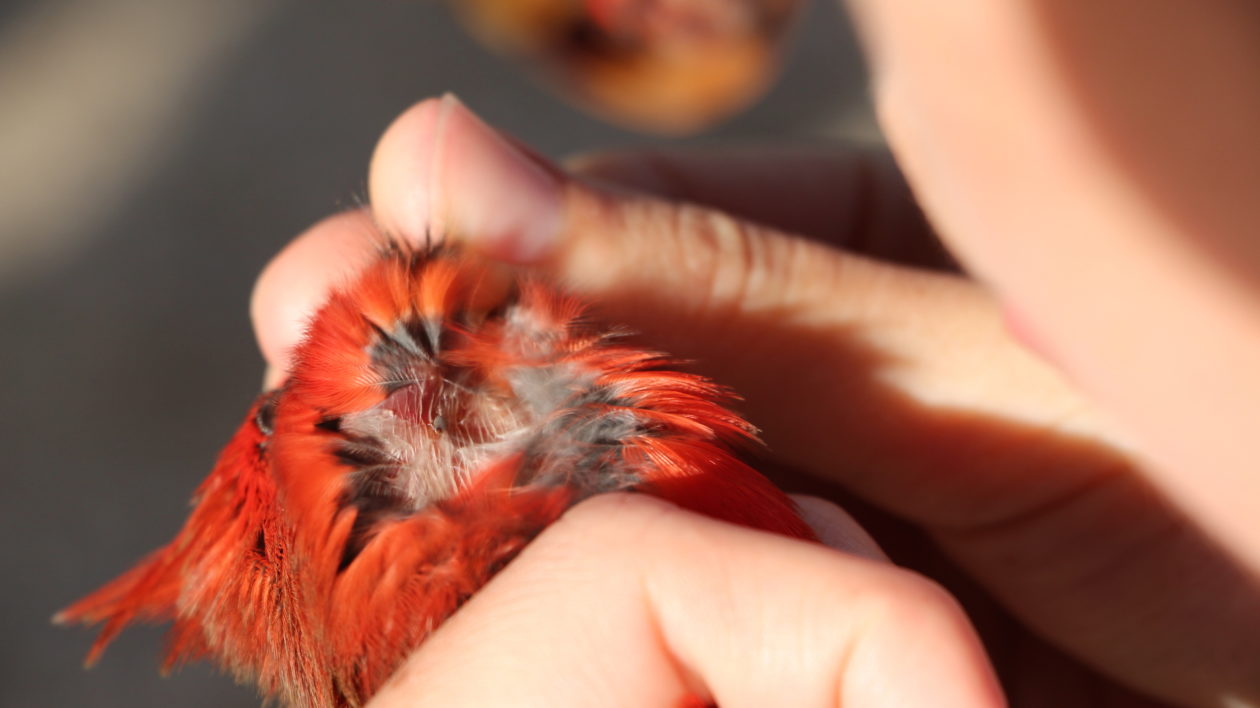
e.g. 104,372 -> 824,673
863,567 -> 969,630
678,205 -> 765,312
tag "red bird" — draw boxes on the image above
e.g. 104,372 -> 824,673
58,243 -> 813,707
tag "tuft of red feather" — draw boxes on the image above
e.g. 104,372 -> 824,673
58,243 -> 813,707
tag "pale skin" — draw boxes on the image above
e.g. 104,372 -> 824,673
250,1 -> 1260,705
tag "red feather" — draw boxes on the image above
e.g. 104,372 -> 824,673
58,243 -> 813,706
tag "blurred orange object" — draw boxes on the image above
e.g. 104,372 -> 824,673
452,0 -> 804,134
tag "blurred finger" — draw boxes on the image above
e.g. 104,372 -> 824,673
250,209 -> 380,388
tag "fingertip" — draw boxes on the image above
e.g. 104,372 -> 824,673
369,96 -> 449,244
250,209 -> 379,376
369,94 -> 564,263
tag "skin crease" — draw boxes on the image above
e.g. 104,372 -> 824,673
247,3 -> 1260,707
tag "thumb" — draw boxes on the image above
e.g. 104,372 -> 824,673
368,95 -> 892,313
368,94 -> 984,370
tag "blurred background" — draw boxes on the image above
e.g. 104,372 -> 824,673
0,0 -> 874,704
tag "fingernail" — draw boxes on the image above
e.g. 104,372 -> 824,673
791,495 -> 889,561
431,94 -> 563,262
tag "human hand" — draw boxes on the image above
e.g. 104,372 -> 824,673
249,122 -> 1006,708
251,90 -> 1259,705
251,4 -> 1260,706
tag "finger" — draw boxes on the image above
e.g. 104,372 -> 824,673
842,0 -> 1260,560
250,209 -> 380,388
368,494 -> 1003,708
369,93 -> 561,262
565,147 -> 955,271
366,95 -> 1116,530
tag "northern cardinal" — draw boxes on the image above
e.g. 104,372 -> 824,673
58,242 -> 813,706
